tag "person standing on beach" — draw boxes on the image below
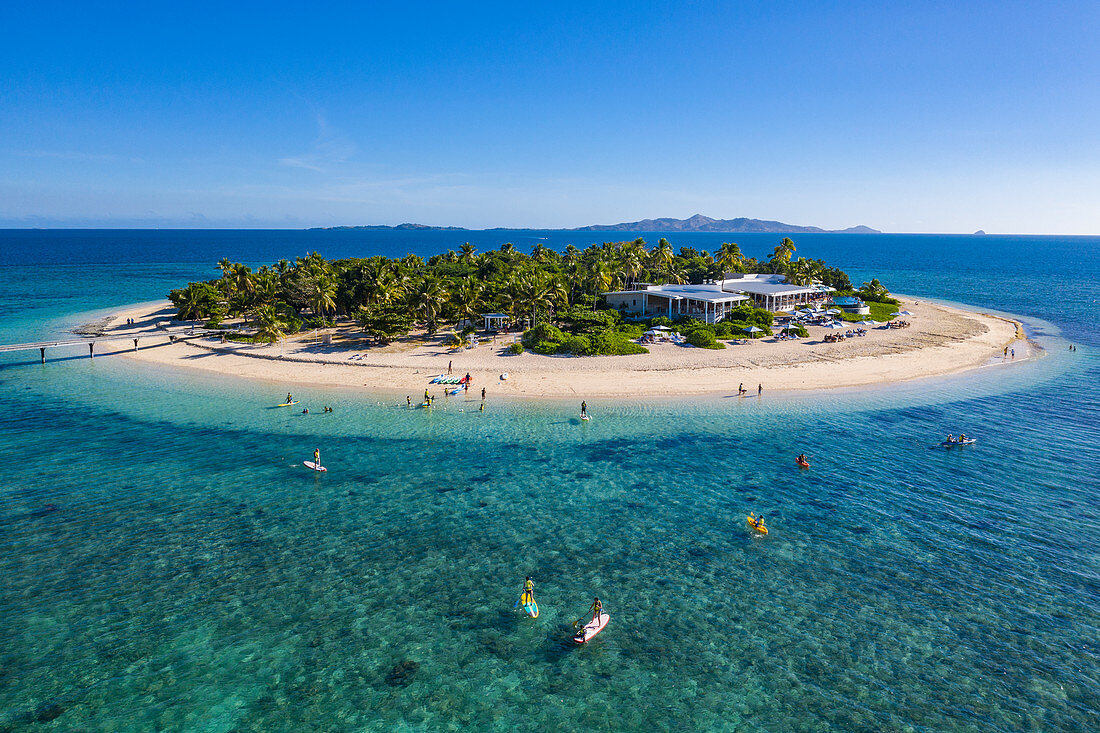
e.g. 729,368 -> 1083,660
481,387 -> 486,401
758,384 -> 763,396
448,360 -> 452,374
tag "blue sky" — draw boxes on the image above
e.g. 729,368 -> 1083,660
1,1 -> 1097,232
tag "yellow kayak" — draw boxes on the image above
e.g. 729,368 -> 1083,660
747,515 -> 768,535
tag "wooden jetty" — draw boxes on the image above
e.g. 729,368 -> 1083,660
0,332 -> 209,362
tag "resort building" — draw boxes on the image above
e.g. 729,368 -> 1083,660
604,274 -> 829,322
603,284 -> 748,324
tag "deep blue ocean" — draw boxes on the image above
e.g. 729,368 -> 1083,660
0,230 -> 1097,731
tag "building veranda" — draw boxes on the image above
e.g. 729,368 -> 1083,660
604,274 -> 831,323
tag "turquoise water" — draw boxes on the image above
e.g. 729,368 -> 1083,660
0,232 -> 1098,731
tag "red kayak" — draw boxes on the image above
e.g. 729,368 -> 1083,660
796,458 -> 810,468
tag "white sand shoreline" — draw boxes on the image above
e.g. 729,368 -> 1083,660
76,296 -> 1036,399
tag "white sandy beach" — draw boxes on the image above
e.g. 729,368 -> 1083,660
78,297 -> 1031,398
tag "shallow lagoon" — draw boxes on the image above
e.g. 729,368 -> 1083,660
0,231 -> 1098,731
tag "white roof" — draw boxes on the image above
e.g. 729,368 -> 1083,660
607,284 -> 747,304
723,281 -> 818,296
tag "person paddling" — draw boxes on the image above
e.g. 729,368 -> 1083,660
589,596 -> 602,622
581,400 -> 588,418
313,448 -> 320,466
286,392 -> 293,404
521,576 -> 534,606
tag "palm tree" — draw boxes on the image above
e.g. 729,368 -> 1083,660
716,242 -> 744,274
587,261 -> 613,308
459,243 -> 477,262
769,237 -> 797,274
174,282 -> 221,321
231,263 -> 254,295
253,304 -> 286,343
651,238 -> 674,278
453,281 -> 484,325
416,276 -> 449,330
310,272 -> 337,323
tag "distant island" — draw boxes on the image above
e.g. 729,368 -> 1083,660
570,215 -> 880,234
313,214 -> 880,234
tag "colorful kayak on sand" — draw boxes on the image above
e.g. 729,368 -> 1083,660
574,612 -> 609,643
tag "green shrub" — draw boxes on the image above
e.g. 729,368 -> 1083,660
522,322 -> 565,347
532,340 -> 560,355
507,342 -> 524,355
686,330 -> 725,349
788,323 -> 809,337
616,323 -> 645,339
558,334 -> 594,355
593,331 -> 648,355
649,316 -> 673,328
204,315 -> 224,328
713,321 -> 735,338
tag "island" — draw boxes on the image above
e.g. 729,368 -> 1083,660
102,236 -> 1027,397
311,214 -> 880,234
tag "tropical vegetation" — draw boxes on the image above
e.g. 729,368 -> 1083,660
167,237 -> 875,347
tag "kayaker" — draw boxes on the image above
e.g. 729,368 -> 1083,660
589,597 -> 602,622
946,434 -> 954,444
959,433 -> 967,442
749,512 -> 766,530
797,453 -> 807,464
581,401 -> 588,418
521,576 -> 534,605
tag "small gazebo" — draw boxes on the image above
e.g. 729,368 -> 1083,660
481,313 -> 510,332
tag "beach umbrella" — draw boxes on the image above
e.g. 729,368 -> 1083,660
827,308 -> 841,314
900,310 -> 913,316
652,325 -> 672,331
857,320 -> 875,325
826,322 -> 844,329
744,325 -> 764,338
890,311 -> 903,316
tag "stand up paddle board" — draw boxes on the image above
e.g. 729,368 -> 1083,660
580,414 -> 590,421
573,612 -> 609,643
523,598 -> 539,618
303,461 -> 327,472
277,400 -> 300,407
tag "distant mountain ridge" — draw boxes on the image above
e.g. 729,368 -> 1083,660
314,215 -> 879,234
570,214 -> 879,234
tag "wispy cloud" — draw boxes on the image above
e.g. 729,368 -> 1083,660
278,112 -> 357,172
